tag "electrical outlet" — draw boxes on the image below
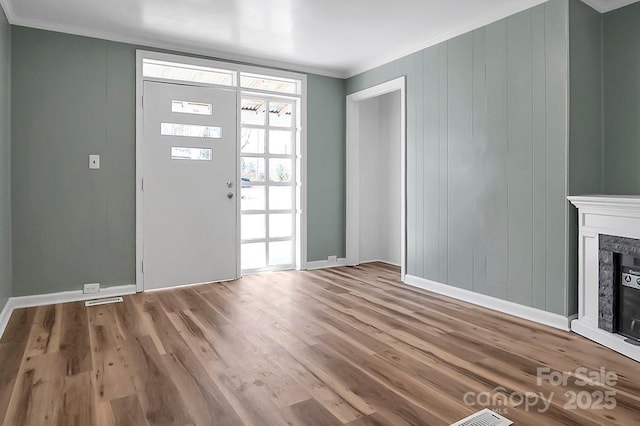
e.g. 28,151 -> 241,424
89,154 -> 100,169
83,283 -> 100,294
328,255 -> 337,263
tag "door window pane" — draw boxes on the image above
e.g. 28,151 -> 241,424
269,130 -> 292,155
241,128 -> 265,153
241,214 -> 265,240
269,158 -> 292,182
241,157 -> 266,182
269,214 -> 292,238
269,241 -> 292,266
241,99 -> 266,125
269,102 -> 293,127
242,242 -> 267,269
161,123 -> 222,138
241,186 -> 265,211
171,100 -> 212,115
269,186 -> 292,210
170,147 -> 212,160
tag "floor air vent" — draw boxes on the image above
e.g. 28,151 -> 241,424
450,409 -> 513,426
85,297 -> 124,307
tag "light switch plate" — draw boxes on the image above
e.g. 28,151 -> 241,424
89,154 -> 100,169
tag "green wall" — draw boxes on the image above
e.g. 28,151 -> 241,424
11,26 -> 346,296
307,75 -> 346,261
347,0 -> 572,316
12,28 -> 136,296
0,5 -> 10,310
569,0 -> 603,196
568,0 -> 603,315
603,2 -> 640,194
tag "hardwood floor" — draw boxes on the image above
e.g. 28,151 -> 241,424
0,263 -> 639,425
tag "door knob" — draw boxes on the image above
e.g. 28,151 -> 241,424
227,192 -> 234,199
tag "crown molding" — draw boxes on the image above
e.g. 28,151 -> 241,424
0,0 -> 14,21
6,14 -> 347,79
580,0 -> 640,13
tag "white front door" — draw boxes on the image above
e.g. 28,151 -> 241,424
142,81 -> 237,290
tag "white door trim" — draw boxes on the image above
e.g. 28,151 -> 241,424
346,77 -> 407,280
136,50 -> 308,291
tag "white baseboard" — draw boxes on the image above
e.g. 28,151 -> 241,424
572,318 -> 640,363
305,258 -> 347,270
0,284 -> 137,339
358,259 -> 401,267
10,284 -> 137,309
403,275 -> 572,331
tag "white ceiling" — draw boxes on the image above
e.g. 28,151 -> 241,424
1,0 -> 638,78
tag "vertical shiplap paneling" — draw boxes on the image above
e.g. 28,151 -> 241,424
307,75 -> 347,261
106,44 -> 137,283
545,0 -> 570,316
12,28 -> 44,296
472,28 -> 488,295
603,3 -> 640,195
346,0 -> 569,316
532,4 -> 548,310
483,20 -> 509,299
415,51 -> 425,278
437,43 -> 449,285
0,6 -> 10,309
568,0 -> 604,316
447,33 -> 474,291
49,35 -> 101,292
88,39 -> 109,284
423,47 -> 440,281
38,35 -> 60,293
506,10 -> 534,307
404,53 -> 417,274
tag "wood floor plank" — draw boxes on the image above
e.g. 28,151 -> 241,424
24,305 -> 61,358
110,395 -> 146,426
3,353 -> 67,426
57,372 -> 95,425
0,310 -> 36,424
58,302 -> 93,376
285,398 -> 343,426
1,263 -> 639,425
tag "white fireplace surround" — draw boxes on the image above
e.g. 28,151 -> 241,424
568,195 -> 640,362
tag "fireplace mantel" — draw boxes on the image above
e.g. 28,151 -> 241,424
568,195 -> 640,362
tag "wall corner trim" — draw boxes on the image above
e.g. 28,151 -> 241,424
0,284 -> 137,339
305,258 -> 348,270
403,275 -> 573,331
0,300 -> 13,340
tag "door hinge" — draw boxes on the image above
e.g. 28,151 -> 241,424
142,95 -> 144,109
141,261 -> 144,273
141,178 -> 144,191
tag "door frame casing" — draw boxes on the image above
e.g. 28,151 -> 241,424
345,77 -> 407,280
135,50 -> 308,292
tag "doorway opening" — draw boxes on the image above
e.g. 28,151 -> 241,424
346,77 -> 406,280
